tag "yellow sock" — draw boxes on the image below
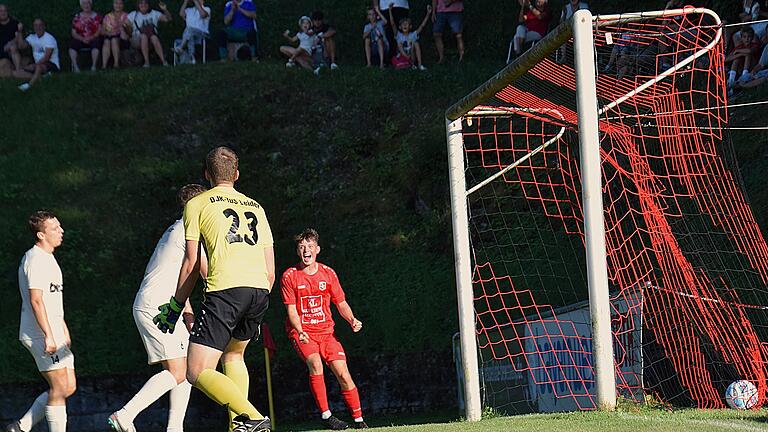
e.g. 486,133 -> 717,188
223,360 -> 251,431
194,369 -> 262,420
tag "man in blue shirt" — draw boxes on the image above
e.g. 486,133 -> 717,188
217,0 -> 259,60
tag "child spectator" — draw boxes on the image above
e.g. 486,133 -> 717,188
176,0 -> 210,64
391,4 -> 431,70
363,7 -> 389,68
432,0 -> 465,63
69,0 -> 101,72
726,26 -> 762,88
312,11 -> 338,70
128,0 -> 172,68
280,16 -> 320,73
14,18 -> 59,91
513,0 -> 551,57
101,0 -> 131,69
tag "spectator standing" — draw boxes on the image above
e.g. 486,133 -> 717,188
375,0 -> 409,58
69,0 -> 102,72
513,0 -> 551,58
312,11 -> 338,70
363,7 -> 389,68
101,0 -> 131,69
218,0 -> 259,61
432,0 -> 464,63
128,0 -> 172,68
281,16 -> 320,73
1,4 -> 23,73
555,0 -> 587,62
391,4 -> 431,70
176,0 -> 210,64
14,18 -> 59,92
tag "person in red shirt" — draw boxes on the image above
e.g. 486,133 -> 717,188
512,0 -> 551,58
281,228 -> 367,430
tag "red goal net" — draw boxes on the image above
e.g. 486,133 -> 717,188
458,8 -> 768,412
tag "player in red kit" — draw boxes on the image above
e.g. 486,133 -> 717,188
281,228 -> 368,430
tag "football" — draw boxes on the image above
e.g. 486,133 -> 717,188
725,380 -> 759,410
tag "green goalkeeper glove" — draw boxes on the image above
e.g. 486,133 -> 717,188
154,296 -> 184,334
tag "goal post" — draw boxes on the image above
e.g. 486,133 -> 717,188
445,7 -> 766,419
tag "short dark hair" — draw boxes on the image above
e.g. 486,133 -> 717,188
28,211 -> 56,239
742,26 -> 755,36
294,228 -> 320,245
206,146 -> 239,183
311,10 -> 324,20
178,183 -> 208,207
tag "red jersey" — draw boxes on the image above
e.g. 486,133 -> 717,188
281,263 -> 346,335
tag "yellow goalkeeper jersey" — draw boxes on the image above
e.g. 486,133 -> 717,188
184,186 -> 274,292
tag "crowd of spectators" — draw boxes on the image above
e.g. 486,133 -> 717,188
2,0 -> 768,94
0,0 -> 467,89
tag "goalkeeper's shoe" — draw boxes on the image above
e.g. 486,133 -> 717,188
3,421 -> 21,432
323,415 -> 349,430
153,296 -> 184,333
232,415 -> 271,432
108,411 -> 136,432
352,420 -> 369,429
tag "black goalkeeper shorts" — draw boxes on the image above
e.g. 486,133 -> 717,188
189,287 -> 270,352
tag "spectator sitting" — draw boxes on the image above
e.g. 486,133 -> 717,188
375,0 -> 409,59
218,0 -> 258,61
391,4 -> 431,70
432,0 -> 465,64
726,26 -> 761,88
101,0 -> 131,69
13,18 -> 60,91
555,0 -> 587,62
363,6 -> 389,68
312,11 -> 338,70
128,0 -> 172,68
280,16 -> 319,73
513,0 -> 551,58
69,0 -> 101,72
175,0 -> 210,64
1,4 -> 24,74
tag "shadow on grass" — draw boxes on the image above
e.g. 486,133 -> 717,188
277,410 -> 461,431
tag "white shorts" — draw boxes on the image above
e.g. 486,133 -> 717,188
133,308 -> 189,364
21,339 -> 75,372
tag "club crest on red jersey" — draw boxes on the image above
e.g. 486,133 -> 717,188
319,281 -> 327,291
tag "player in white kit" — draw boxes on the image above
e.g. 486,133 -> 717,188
108,184 -> 208,432
4,211 -> 75,432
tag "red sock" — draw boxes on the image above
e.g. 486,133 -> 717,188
308,374 -> 330,413
341,387 -> 363,420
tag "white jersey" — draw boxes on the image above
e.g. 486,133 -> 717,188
18,245 -> 66,343
184,5 -> 211,34
25,32 -> 60,69
133,219 -> 186,312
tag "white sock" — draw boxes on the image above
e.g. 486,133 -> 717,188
729,70 -> 737,81
321,410 -> 332,420
121,370 -> 178,421
354,417 -> 364,422
18,391 -> 47,431
166,380 -> 192,432
45,405 -> 67,432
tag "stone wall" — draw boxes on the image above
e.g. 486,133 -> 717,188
0,351 -> 457,431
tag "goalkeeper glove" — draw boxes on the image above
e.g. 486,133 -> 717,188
154,296 -> 184,334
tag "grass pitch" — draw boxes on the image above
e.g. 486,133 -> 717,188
282,409 -> 768,432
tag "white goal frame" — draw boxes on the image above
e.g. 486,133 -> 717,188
445,8 -> 723,421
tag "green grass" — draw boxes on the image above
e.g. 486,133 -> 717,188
264,408 -> 768,432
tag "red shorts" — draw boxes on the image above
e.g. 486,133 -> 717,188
289,330 -> 347,364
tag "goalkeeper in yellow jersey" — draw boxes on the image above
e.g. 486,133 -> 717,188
154,146 -> 274,432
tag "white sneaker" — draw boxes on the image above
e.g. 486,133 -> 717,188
418,64 -> 427,71
286,60 -> 295,68
18,83 -> 30,92
330,62 -> 339,70
313,66 -> 321,76
108,412 -> 136,432
739,72 -> 752,83
174,44 -> 184,55
727,76 -> 735,88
